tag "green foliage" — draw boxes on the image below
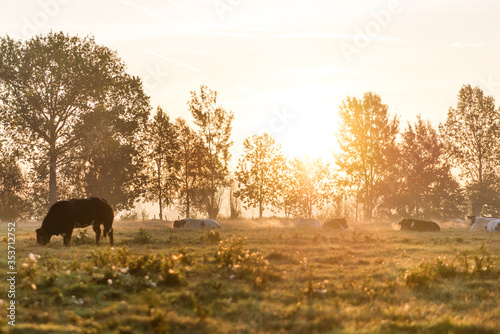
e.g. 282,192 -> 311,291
214,237 -> 272,287
235,133 -> 285,218
200,229 -> 221,244
403,244 -> 496,288
288,156 -> 332,218
441,84 -> 500,215
132,228 -> 153,245
0,31 -> 150,207
0,138 -> 27,221
188,85 -> 234,219
144,107 -> 180,220
383,116 -> 465,219
336,92 -> 399,221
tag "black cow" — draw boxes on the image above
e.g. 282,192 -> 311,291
398,218 -> 440,232
323,218 -> 349,229
36,197 -> 114,246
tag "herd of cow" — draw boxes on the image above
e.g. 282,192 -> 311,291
35,197 -> 500,247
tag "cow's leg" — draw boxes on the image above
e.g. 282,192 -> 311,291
93,224 -> 101,245
107,227 -> 114,246
63,230 -> 73,246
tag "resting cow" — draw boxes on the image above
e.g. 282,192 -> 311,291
296,218 -> 321,228
173,218 -> 221,229
468,216 -> 499,230
485,219 -> 500,232
398,218 -> 440,232
36,197 -> 114,246
323,218 -> 349,230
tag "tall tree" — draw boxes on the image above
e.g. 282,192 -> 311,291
0,135 -> 27,221
235,133 -> 285,218
188,85 -> 234,219
145,107 -> 179,220
289,156 -> 330,218
175,118 -> 205,218
440,84 -> 500,216
384,116 -> 464,219
0,32 -> 150,205
275,157 -> 296,219
335,92 -> 399,221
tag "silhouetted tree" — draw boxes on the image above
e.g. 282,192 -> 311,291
336,92 -> 399,221
0,136 -> 26,221
383,116 -> 464,219
235,133 -> 285,218
440,84 -> 500,216
188,85 -> 234,219
145,107 -> 179,220
175,118 -> 206,218
289,156 -> 331,218
0,32 -> 150,206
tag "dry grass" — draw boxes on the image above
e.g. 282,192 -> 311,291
1,219 -> 499,333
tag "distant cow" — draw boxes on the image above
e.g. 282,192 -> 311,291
36,197 -> 114,246
485,219 -> 500,232
399,218 -> 440,232
468,216 -> 499,230
296,218 -> 321,228
173,218 -> 221,229
323,218 -> 349,230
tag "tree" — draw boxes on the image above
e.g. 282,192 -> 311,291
275,158 -> 296,219
175,118 -> 205,218
188,85 -> 234,219
440,84 -> 500,216
0,136 -> 27,221
335,92 -> 399,221
384,116 -> 464,219
145,107 -> 179,220
289,156 -> 330,218
0,32 -> 150,205
235,133 -> 285,218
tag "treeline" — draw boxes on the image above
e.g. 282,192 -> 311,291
1,32 -> 500,222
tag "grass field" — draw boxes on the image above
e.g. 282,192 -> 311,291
1,219 -> 499,333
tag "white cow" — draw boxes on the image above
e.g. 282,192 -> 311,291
468,216 -> 499,230
485,219 -> 500,232
173,218 -> 221,229
296,218 -> 321,228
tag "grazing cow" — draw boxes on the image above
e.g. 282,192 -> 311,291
398,218 -> 440,232
173,218 -> 221,229
485,219 -> 500,232
468,216 -> 500,230
296,218 -> 321,228
323,218 -> 349,230
36,197 -> 114,246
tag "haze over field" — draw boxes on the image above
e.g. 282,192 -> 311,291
2,0 -> 500,160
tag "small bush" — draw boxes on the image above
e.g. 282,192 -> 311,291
200,230 -> 220,244
132,228 -> 153,245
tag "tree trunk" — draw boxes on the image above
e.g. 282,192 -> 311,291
49,145 -> 57,205
472,201 -> 483,217
158,162 -> 163,221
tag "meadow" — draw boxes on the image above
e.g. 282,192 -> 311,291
1,219 -> 499,334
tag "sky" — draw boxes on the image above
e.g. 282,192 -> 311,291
1,0 -> 500,163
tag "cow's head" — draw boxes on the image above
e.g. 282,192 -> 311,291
173,220 -> 184,228
36,228 -> 51,245
467,216 -> 476,226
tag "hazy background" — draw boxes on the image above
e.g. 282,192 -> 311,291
2,0 -> 499,161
